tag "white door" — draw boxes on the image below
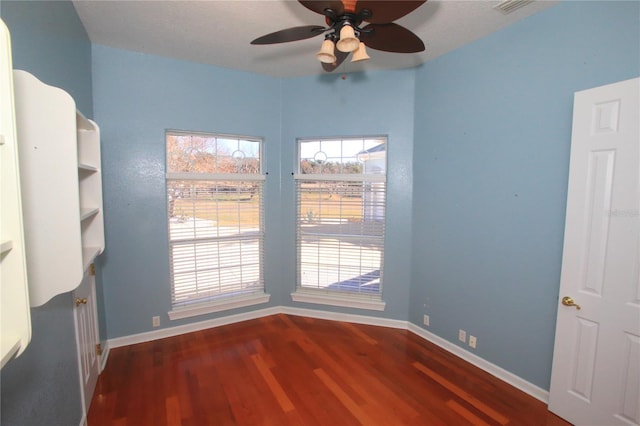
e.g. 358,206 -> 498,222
73,266 -> 101,417
549,77 -> 640,425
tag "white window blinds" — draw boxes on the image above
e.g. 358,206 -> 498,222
295,137 -> 387,299
166,132 -> 264,307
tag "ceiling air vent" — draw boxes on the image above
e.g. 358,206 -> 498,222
494,0 -> 534,14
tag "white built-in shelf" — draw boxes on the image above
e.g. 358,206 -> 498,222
76,111 -> 104,271
0,336 -> 21,369
0,240 -> 13,254
78,163 -> 98,172
1,19 -> 31,368
13,70 -> 104,308
82,247 -> 102,271
80,208 -> 100,221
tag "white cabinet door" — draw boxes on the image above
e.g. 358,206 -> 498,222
13,70 -> 83,307
0,19 -> 31,368
73,268 -> 101,416
549,77 -> 640,425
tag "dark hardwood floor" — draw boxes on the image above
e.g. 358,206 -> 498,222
88,314 -> 571,425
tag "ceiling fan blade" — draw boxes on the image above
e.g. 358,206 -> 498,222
251,25 -> 326,45
299,1 -> 344,16
322,50 -> 349,72
356,0 -> 426,24
360,23 -> 425,53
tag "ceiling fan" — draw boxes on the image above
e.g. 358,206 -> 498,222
250,0 -> 427,72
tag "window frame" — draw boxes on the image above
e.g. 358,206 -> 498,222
165,130 -> 269,320
291,136 -> 388,311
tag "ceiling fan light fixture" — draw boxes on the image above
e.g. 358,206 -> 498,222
336,25 -> 359,53
316,38 -> 337,63
351,42 -> 370,62
251,0 -> 428,73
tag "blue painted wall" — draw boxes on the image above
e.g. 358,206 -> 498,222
91,45 -> 283,337
93,50 -> 414,338
1,1 -> 91,425
0,0 -> 92,116
92,48 -> 417,337
411,0 -> 640,390
281,71 -> 415,319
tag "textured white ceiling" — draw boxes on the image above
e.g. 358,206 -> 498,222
72,0 -> 558,78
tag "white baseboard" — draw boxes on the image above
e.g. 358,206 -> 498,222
407,323 -> 549,403
290,292 -> 386,311
104,306 -> 548,404
281,306 -> 407,329
99,343 -> 110,373
107,306 -> 281,348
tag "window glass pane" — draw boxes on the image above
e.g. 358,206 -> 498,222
299,236 -> 381,294
167,133 -> 261,175
170,238 -> 262,304
166,131 -> 264,307
168,180 -> 261,240
298,138 -> 385,175
167,133 -> 217,173
296,137 -> 386,299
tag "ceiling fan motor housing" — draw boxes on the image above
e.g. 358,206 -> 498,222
324,9 -> 374,40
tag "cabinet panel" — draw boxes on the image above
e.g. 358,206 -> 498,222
73,268 -> 100,415
0,20 -> 31,367
13,70 -> 104,307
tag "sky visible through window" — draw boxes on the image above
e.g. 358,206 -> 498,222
299,138 -> 384,174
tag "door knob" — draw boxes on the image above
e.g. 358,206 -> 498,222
75,297 -> 87,306
561,296 -> 581,310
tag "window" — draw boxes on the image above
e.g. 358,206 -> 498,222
166,131 -> 267,319
293,137 -> 387,310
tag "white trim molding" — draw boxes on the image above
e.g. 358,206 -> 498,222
294,173 -> 386,182
281,306 -> 405,329
106,306 -> 549,405
290,291 -> 386,311
168,293 -> 271,321
407,323 -> 549,403
110,306 -> 280,349
98,343 -> 110,373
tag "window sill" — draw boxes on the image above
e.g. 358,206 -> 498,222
291,291 -> 386,311
168,293 -> 271,321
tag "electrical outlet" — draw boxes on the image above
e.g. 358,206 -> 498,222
152,316 -> 160,327
469,335 -> 477,349
423,315 -> 430,326
458,329 -> 466,343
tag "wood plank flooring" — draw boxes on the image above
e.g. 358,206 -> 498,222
88,314 -> 572,425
